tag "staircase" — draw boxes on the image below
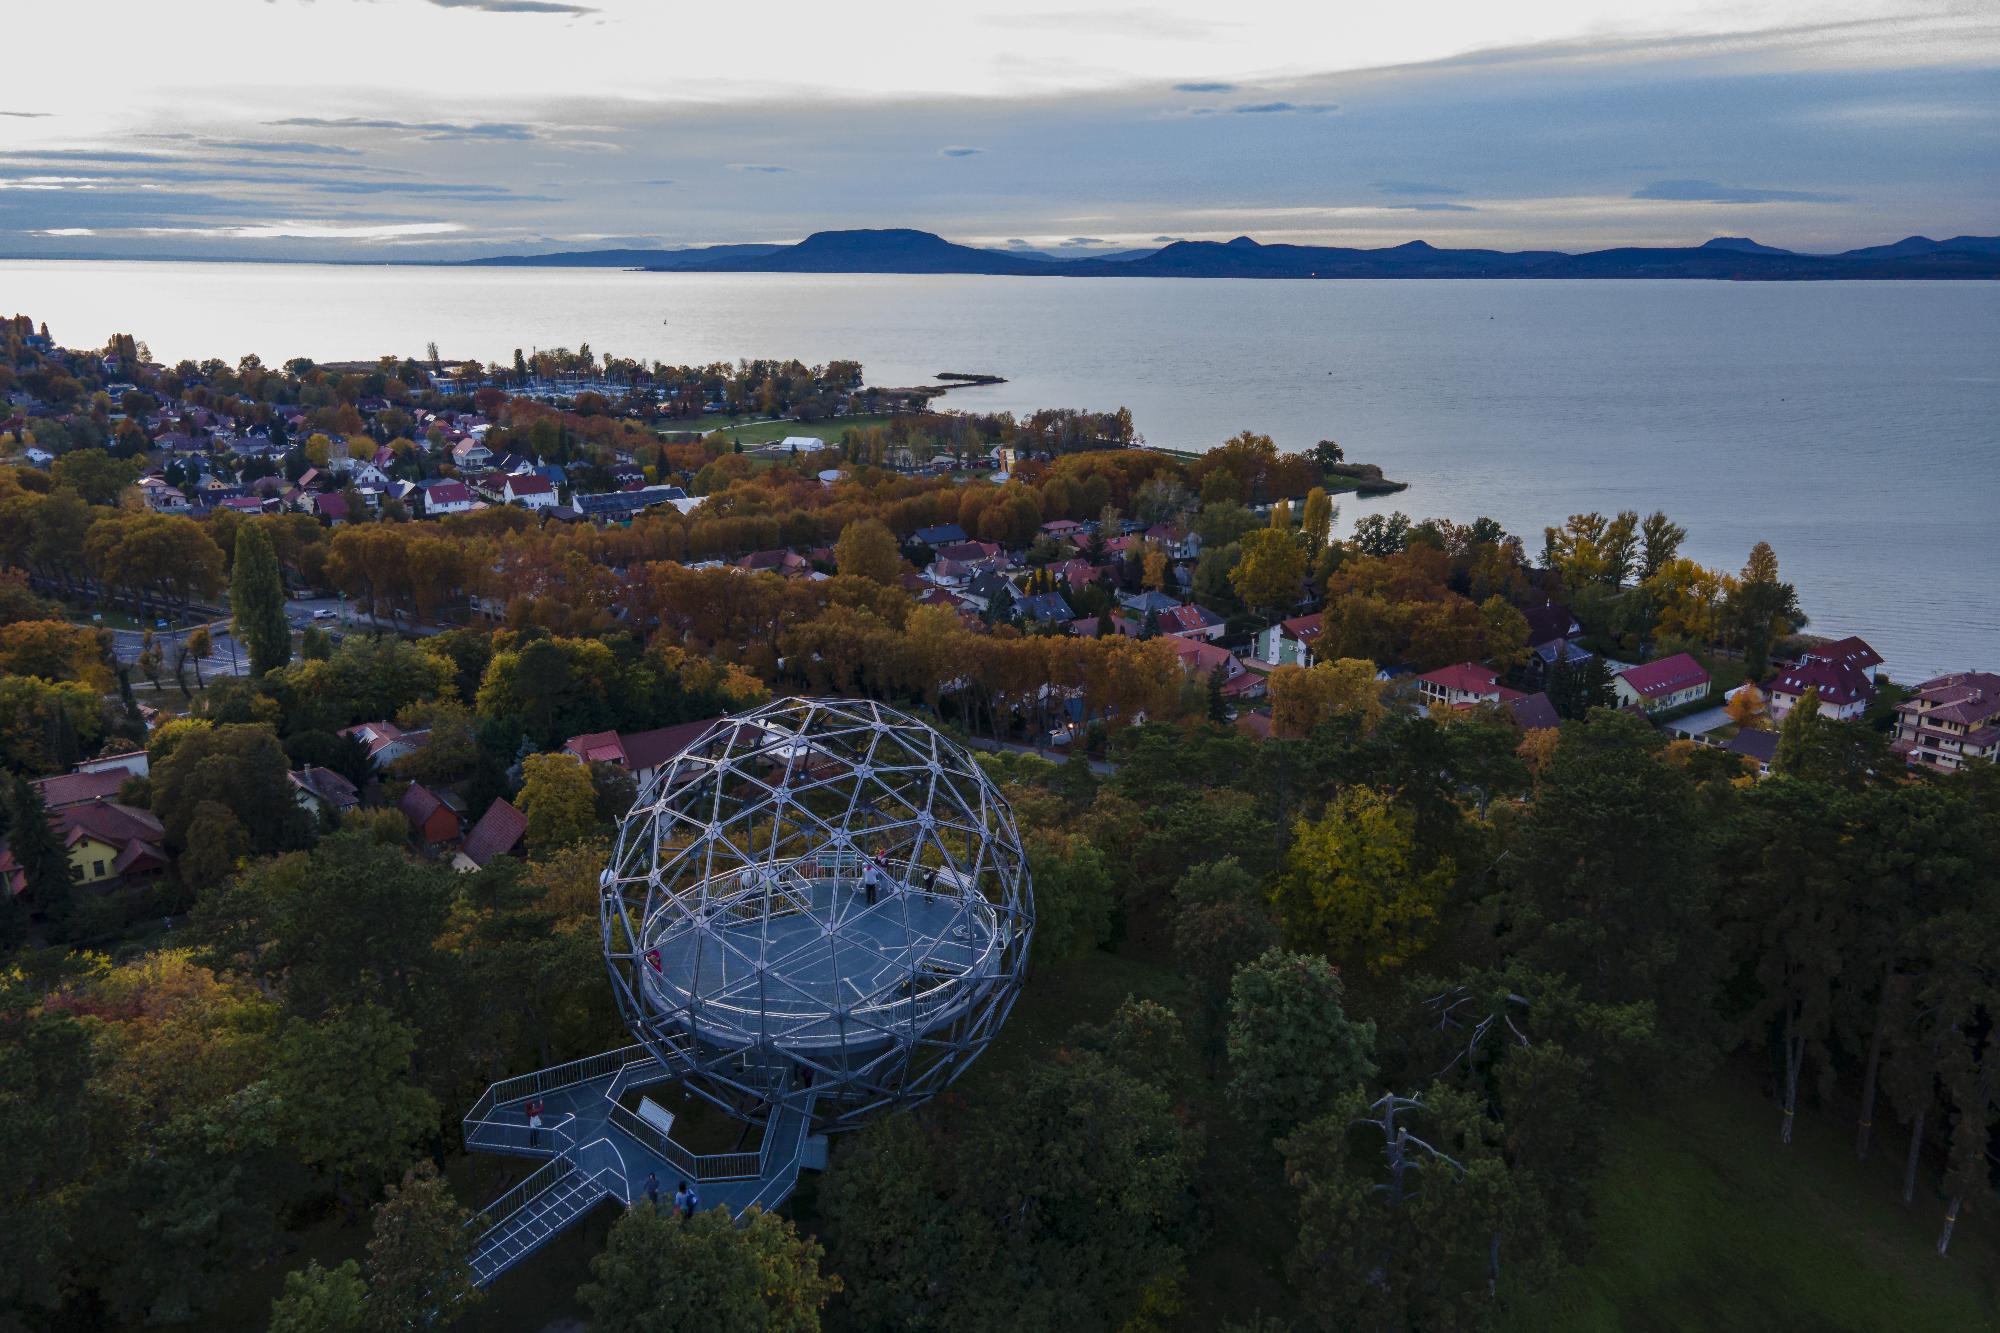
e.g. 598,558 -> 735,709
461,1048 -> 820,1287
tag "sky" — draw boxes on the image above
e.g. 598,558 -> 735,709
1,0 -> 1995,260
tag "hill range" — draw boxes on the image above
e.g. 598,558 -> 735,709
462,228 -> 2000,279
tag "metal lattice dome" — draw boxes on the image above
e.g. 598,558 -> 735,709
601,697 -> 1034,1132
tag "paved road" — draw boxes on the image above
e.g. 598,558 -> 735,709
106,621 -> 252,678
285,595 -> 447,636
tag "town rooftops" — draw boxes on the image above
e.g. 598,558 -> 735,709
1896,672 -> 2000,727
1805,635 -> 1883,673
1521,601 -> 1579,649
1616,652 -> 1711,698
423,480 -> 475,506
1506,692 -> 1562,730
1156,603 -> 1224,635
1416,662 -> 1521,700
564,717 -> 722,774
913,523 -> 969,546
1279,612 -> 1324,643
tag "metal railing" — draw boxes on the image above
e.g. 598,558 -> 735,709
462,1044 -> 653,1143
463,1111 -> 578,1158
471,1150 -> 578,1233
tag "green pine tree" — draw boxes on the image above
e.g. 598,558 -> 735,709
6,777 -> 73,940
230,522 -> 292,677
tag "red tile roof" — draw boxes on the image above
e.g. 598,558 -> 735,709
33,768 -> 128,810
1417,662 -> 1518,699
1767,657 -> 1875,707
460,798 -> 528,867
1617,652 -> 1710,698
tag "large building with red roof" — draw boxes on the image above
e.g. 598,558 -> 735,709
1612,653 -> 1711,714
1767,636 -> 1882,722
1414,662 -> 1524,709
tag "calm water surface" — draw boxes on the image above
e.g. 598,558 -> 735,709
4,262 -> 1996,678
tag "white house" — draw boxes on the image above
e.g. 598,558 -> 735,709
1254,613 -> 1323,667
500,474 -> 559,509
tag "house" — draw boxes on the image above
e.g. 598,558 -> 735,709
933,539 -> 1005,567
1118,589 -> 1184,618
563,716 -> 720,788
54,800 -> 168,890
452,439 -> 494,470
912,523 -> 969,548
290,765 -> 360,819
1071,613 -> 1141,639
421,479 -> 478,516
570,486 -> 686,521
1168,637 -> 1265,699
1766,636 -> 1883,722
1505,692 -> 1562,731
398,782 -> 462,848
1612,653 -> 1712,714
311,491 -> 351,524
32,767 -> 131,811
775,435 -> 829,454
1015,591 -> 1076,626
1727,729 -> 1780,776
1052,558 -> 1105,596
75,750 -> 149,780
1529,638 -> 1595,682
452,798 -> 528,872
1521,601 -> 1581,650
1039,519 -> 1086,541
500,473 -> 558,509
1144,523 -> 1202,561
1254,613 -> 1323,666
1154,602 -> 1226,642
1891,672 -> 2000,771
136,477 -> 190,512
1415,662 -> 1524,709
341,721 -> 428,767
737,549 -> 812,578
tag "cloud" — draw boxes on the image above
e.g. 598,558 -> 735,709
1232,101 -> 1335,114
729,163 -> 791,173
1173,82 -> 1235,93
1062,236 -> 1108,246
267,116 -> 539,142
0,111 -> 51,119
939,146 -> 983,158
425,0 -> 595,13
138,221 -> 466,241
1002,239 -> 1034,248
35,228 -> 94,236
1385,202 -> 1478,212
202,140 -> 364,157
1632,178 -> 1845,203
1152,235 -> 1185,243
634,178 -> 675,187
1374,180 -> 1464,197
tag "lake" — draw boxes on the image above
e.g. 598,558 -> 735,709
4,260 -> 1996,678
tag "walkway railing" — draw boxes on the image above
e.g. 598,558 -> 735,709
463,1111 -> 578,1158
462,1044 -> 653,1144
472,1150 -> 578,1231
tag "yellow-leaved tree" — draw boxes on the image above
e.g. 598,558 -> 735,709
1267,658 -> 1385,738
1271,786 -> 1454,973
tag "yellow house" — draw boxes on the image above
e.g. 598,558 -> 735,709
56,800 -> 168,887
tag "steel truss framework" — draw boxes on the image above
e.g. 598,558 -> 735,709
602,697 -> 1034,1132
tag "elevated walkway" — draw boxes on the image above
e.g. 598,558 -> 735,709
461,1046 -> 820,1287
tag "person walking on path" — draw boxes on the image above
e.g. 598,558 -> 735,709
673,1179 -> 697,1220
644,1172 -> 659,1210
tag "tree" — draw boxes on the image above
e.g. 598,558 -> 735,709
1544,651 -> 1614,721
1230,527 -> 1307,618
1282,1086 -> 1545,1331
179,799 -> 250,891
5,775 -> 72,935
1498,712 -> 1720,1061
151,722 -> 311,855
269,1261 -> 368,1333
183,624 -> 212,688
517,752 -> 599,854
1025,835 -> 1115,964
1268,658 -> 1385,738
50,448 -> 136,505
269,1007 -> 438,1195
1312,439 -> 1345,470
364,1162 -> 480,1330
1727,541 -> 1806,678
1272,786 -> 1454,973
1478,596 -> 1530,673
833,517 -> 901,585
230,522 -> 292,676
1727,682 -> 1768,729
1172,857 -> 1282,1007
580,1203 -> 840,1333
1299,486 -> 1335,558
1638,511 -> 1686,582
1227,947 -> 1378,1134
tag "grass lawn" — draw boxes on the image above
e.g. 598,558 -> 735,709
1511,1075 -> 2000,1333
661,414 -> 896,448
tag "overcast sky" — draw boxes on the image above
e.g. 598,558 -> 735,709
2,0 -> 1995,260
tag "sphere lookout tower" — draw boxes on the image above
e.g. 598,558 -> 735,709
603,696 -> 1033,1131
458,698 -> 1033,1286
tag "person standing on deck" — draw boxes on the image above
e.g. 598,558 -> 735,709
527,1100 -> 543,1148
